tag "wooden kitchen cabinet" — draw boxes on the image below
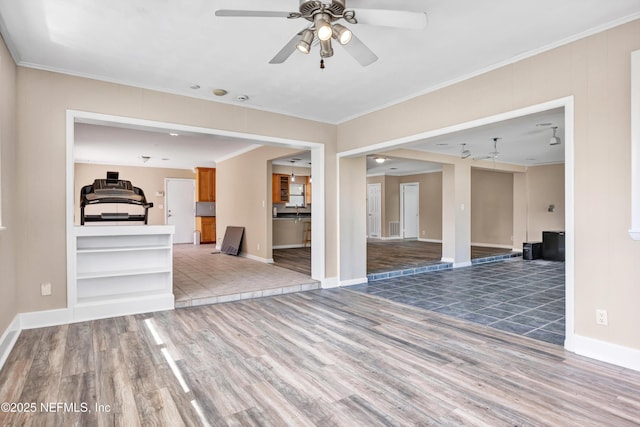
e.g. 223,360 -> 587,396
305,176 -> 312,205
272,174 -> 290,203
196,167 -> 216,202
197,217 -> 216,243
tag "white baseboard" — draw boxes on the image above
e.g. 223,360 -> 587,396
20,308 -> 72,330
19,294 -> 174,329
471,242 -> 514,249
322,276 -> 340,289
241,252 -> 274,264
340,277 -> 368,287
569,334 -> 640,372
72,294 -> 174,323
418,238 -> 442,243
441,257 -> 455,263
273,244 -> 306,249
453,261 -> 472,268
0,316 -> 20,370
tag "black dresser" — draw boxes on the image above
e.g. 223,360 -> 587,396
542,231 -> 565,261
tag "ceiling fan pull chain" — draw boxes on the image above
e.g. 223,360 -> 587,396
320,59 -> 325,69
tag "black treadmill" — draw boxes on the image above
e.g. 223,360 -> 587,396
80,171 -> 153,225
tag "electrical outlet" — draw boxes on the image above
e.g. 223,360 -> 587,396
40,282 -> 52,296
257,243 -> 260,251
596,309 -> 608,326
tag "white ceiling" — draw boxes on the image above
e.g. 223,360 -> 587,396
1,1 -> 637,171
74,122 -> 260,170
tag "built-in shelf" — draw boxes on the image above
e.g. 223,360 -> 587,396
71,225 -> 175,321
76,245 -> 171,254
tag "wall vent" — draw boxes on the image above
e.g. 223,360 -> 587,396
389,221 -> 400,237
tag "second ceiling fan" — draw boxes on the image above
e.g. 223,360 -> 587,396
215,0 -> 428,67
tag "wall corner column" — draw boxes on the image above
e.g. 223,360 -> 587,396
442,163 -> 471,267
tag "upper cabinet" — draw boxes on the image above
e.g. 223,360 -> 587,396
272,174 -> 290,203
196,167 -> 216,202
305,176 -> 312,205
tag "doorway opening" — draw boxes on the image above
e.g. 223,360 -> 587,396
67,111 -> 326,311
345,98 -> 572,347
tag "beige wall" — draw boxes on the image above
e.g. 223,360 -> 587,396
14,67 -> 335,314
0,35 -> 18,333
526,164 -> 565,241
471,168 -> 514,247
216,145 -> 300,260
340,20 -> 640,349
74,163 -> 195,226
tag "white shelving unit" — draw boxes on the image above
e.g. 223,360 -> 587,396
71,225 -> 175,321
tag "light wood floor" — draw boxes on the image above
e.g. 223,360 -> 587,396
1,289 -> 638,426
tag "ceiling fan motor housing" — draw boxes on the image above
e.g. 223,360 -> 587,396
299,0 -> 347,20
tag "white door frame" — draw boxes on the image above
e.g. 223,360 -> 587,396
67,110 -> 327,294
337,97 -> 574,353
400,182 -> 419,239
165,178 -> 195,244
367,183 -> 382,238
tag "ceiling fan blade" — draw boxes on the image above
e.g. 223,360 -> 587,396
269,32 -> 303,64
352,9 -> 427,29
215,10 -> 293,18
342,33 -> 378,66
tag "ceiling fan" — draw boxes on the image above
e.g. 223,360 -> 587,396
460,143 -> 471,159
215,0 -> 427,68
474,138 -> 501,161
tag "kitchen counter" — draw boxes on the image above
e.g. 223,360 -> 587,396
272,216 -> 311,248
274,212 -> 311,219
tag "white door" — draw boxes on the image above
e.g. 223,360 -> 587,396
166,178 -> 195,244
401,183 -> 419,239
367,183 -> 382,238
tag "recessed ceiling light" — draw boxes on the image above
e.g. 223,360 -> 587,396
236,94 -> 249,101
213,88 -> 228,96
169,132 -> 179,137
162,158 -> 170,161
190,84 -> 201,90
390,167 -> 398,170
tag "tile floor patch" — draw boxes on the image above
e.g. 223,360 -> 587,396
349,258 -> 565,346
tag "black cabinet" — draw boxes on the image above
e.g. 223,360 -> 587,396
542,231 -> 565,261
523,242 -> 542,260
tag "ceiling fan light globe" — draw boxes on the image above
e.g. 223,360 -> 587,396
296,29 -> 314,54
296,42 -> 310,54
332,24 -> 352,45
320,38 -> 333,58
314,14 -> 332,41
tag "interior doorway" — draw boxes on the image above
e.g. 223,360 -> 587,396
166,178 -> 195,244
401,182 -> 419,239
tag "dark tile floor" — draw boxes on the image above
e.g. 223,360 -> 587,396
348,258 -> 566,346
